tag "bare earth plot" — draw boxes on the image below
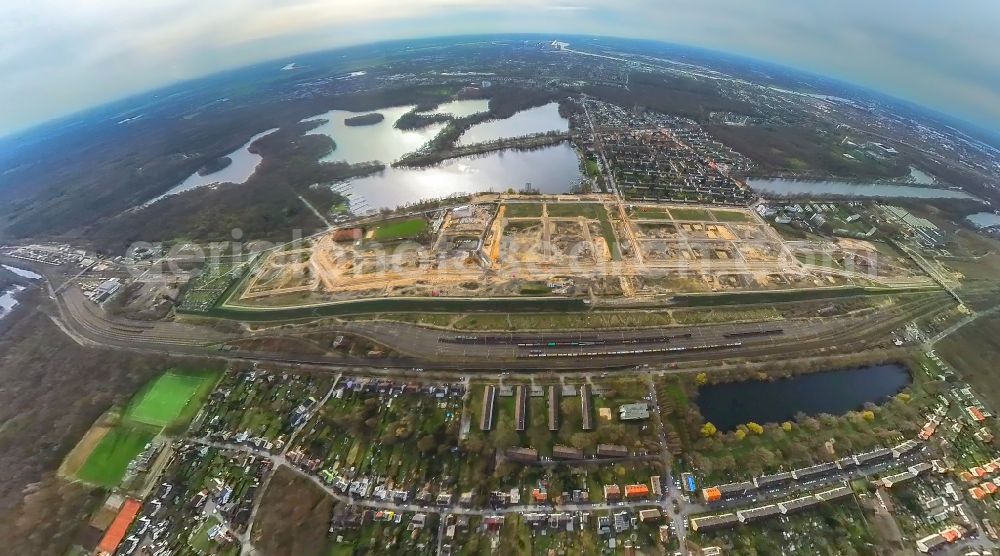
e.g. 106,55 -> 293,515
226,194 -> 933,309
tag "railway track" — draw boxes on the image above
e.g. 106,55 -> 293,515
49,274 -> 961,371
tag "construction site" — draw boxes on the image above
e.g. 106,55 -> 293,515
228,194 -> 934,308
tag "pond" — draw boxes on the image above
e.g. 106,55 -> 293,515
147,128 -> 279,204
696,363 -> 912,431
334,143 -> 584,213
456,102 -> 568,146
748,178 -> 977,200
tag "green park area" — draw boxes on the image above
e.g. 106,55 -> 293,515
371,218 -> 428,241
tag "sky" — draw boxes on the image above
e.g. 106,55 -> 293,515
3,0 -> 1000,136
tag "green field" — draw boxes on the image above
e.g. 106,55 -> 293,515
545,203 -> 606,219
372,218 -> 428,240
77,426 -> 155,487
124,371 -> 216,428
630,206 -> 673,220
708,209 -> 753,223
667,207 -> 712,221
503,203 -> 544,218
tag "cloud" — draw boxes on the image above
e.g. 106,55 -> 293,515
1,0 -> 1000,135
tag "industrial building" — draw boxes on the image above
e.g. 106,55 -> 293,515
581,384 -> 594,430
480,385 -> 496,431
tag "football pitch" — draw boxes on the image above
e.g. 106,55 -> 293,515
124,372 -> 212,428
76,426 -> 155,487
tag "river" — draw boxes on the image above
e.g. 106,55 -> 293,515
696,364 -> 911,431
748,178 -> 976,200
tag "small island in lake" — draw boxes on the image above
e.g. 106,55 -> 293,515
343,113 -> 385,126
197,156 -> 232,176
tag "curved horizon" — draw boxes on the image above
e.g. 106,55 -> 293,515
2,0 -> 1000,138
2,32 -> 996,146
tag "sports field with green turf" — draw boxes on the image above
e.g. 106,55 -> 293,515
372,218 -> 428,241
124,371 -> 215,428
76,426 -> 155,487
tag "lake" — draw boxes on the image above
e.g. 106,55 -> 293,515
334,143 -> 584,213
967,212 -> 1000,229
696,364 -> 911,431
0,285 -> 26,321
457,103 -> 568,146
422,99 -> 490,118
305,105 -> 446,164
2,265 -> 42,280
749,178 -> 977,200
149,103 -> 583,213
0,265 -> 41,322
305,103 -> 582,211
908,166 -> 937,185
148,128 -> 279,204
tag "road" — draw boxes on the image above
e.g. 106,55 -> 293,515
185,438 -> 668,517
927,301 -> 1000,347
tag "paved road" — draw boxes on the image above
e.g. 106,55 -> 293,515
185,438 -> 666,517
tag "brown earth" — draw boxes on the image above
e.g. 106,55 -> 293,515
57,420 -> 112,480
252,467 -> 334,556
0,289 -> 221,554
